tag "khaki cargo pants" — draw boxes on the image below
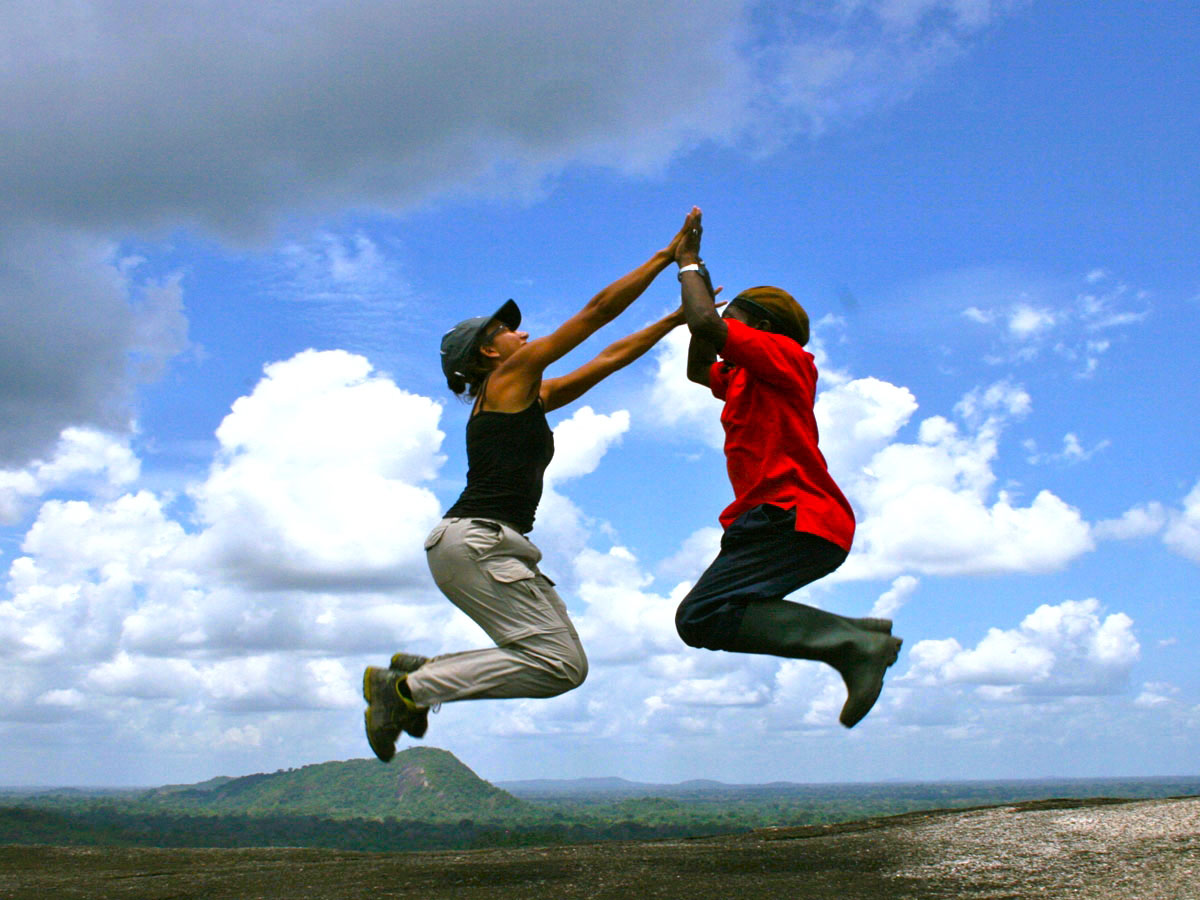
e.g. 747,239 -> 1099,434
405,517 -> 588,707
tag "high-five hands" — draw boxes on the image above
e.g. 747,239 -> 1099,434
676,206 -> 703,265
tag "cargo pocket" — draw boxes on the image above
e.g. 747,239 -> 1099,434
423,521 -> 450,550
463,519 -> 504,556
480,556 -> 537,584
479,557 -> 571,639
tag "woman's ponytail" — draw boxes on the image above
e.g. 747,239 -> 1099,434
446,351 -> 492,400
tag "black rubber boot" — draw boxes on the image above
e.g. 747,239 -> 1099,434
727,600 -> 902,728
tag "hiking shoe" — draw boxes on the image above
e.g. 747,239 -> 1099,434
387,654 -> 430,738
838,635 -> 903,729
389,652 -> 429,672
403,701 -> 429,740
362,666 -> 428,762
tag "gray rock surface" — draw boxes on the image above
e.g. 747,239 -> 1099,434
2,796 -> 1196,899
880,797 -> 1199,898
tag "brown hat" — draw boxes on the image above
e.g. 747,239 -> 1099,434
728,286 -> 809,346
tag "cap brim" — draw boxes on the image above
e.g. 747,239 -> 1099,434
493,299 -> 521,330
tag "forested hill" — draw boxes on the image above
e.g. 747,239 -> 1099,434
137,747 -> 528,822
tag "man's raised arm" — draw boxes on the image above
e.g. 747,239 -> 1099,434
675,208 -> 727,359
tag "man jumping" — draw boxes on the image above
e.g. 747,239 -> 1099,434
673,208 -> 902,728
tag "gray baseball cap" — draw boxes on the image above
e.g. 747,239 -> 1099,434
440,299 -> 522,379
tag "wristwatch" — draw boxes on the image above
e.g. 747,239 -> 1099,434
677,261 -> 707,281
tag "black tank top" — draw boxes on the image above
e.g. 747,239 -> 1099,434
444,386 -> 555,534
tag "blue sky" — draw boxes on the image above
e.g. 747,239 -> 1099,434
2,1 -> 1198,788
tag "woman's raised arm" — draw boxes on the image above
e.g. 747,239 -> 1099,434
491,209 -> 701,403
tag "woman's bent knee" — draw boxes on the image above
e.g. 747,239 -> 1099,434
556,645 -> 588,693
537,664 -> 586,698
522,634 -> 587,697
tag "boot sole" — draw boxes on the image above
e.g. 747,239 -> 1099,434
363,666 -> 388,703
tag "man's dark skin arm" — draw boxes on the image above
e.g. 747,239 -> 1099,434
676,208 -> 727,387
686,332 -> 719,386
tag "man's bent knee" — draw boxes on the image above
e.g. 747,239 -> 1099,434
675,616 -> 709,649
676,602 -> 743,651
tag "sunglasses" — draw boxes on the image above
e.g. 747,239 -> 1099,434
482,322 -> 511,344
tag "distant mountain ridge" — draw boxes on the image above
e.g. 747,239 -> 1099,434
498,776 -> 732,797
140,747 -> 527,822
498,773 -> 1200,801
500,777 -> 725,788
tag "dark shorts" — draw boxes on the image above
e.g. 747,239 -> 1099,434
675,504 -> 848,651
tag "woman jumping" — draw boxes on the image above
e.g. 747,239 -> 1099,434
363,211 -> 701,760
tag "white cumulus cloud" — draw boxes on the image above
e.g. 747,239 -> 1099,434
816,376 -> 920,485
2,491 -> 189,665
0,350 -> 466,751
829,380 -> 1092,579
1008,304 -> 1056,338
545,406 -> 630,486
187,349 -> 446,590
1094,502 -> 1168,541
0,428 -> 140,524
574,545 -> 680,665
958,269 -> 1149,375
645,328 -> 726,449
903,598 -> 1139,698
534,406 -> 633,568
869,575 -> 919,618
1163,481 -> 1200,564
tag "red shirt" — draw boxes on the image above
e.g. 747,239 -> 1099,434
709,319 -> 855,551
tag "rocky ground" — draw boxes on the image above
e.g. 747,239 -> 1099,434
2,796 -> 1196,899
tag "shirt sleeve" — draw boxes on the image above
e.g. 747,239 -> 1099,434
718,319 -> 810,392
709,360 -> 730,400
